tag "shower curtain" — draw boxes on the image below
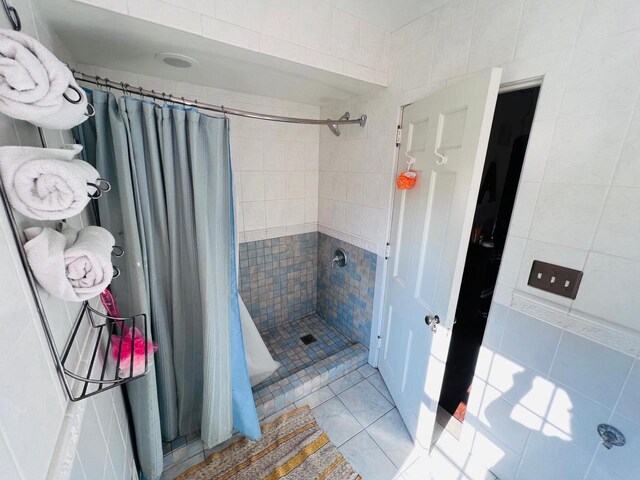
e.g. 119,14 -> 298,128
75,90 -> 260,480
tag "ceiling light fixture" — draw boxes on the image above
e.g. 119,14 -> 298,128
154,53 -> 199,69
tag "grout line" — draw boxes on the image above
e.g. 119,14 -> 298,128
509,0 -> 527,63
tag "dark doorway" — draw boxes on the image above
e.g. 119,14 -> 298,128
436,86 -> 540,436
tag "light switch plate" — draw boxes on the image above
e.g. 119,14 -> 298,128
527,260 -> 583,299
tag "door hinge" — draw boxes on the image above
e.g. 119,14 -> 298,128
384,242 -> 391,260
377,335 -> 382,349
395,126 -> 402,146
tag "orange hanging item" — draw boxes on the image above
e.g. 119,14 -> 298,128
396,170 -> 417,190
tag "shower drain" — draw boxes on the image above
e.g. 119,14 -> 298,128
300,334 -> 317,345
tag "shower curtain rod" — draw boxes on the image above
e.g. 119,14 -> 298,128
72,69 -> 367,135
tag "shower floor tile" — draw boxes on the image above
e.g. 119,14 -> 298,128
254,313 -> 353,391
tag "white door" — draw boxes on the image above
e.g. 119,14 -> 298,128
379,68 -> 501,448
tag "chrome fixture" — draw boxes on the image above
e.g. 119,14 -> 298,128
71,70 -> 367,132
328,112 -> 365,137
332,248 -> 347,268
598,424 -> 626,449
425,315 -> 440,333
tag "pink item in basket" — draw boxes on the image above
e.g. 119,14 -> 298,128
111,327 -> 158,378
100,289 -> 121,317
103,289 -> 157,377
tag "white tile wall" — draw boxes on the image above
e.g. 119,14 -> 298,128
317,1 -> 640,479
73,0 -> 391,85
0,3 -> 137,479
457,304 -> 639,480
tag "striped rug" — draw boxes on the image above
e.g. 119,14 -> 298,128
178,406 -> 361,480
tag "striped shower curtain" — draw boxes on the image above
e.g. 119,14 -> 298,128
75,90 -> 260,479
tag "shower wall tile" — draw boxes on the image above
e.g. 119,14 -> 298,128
85,0 -> 390,86
317,233 -> 377,345
239,232 -> 318,330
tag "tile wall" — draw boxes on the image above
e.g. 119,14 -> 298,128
239,232 -> 318,330
317,233 -> 377,345
73,0 -> 390,85
445,302 -> 640,480
319,1 -> 640,478
238,231 -> 377,348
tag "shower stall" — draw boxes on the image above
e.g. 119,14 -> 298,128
239,232 -> 376,419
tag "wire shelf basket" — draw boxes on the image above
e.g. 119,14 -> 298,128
61,302 -> 151,401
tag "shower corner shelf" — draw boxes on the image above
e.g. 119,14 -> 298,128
61,302 -> 152,402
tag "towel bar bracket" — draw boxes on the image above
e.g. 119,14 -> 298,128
2,0 -> 21,31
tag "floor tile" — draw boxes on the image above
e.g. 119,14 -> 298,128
340,430 -> 402,480
261,403 -> 297,425
357,364 -> 377,378
294,386 -> 335,409
367,409 -> 424,470
253,313 -> 353,390
339,379 -> 394,427
329,370 -> 365,394
403,449 -> 471,480
203,432 -> 243,457
187,439 -> 203,458
368,371 -> 395,404
312,397 -> 363,446
161,452 -> 205,480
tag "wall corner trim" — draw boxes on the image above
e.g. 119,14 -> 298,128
511,291 -> 640,358
47,400 -> 86,480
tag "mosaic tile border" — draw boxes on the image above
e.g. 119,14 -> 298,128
254,342 -> 369,420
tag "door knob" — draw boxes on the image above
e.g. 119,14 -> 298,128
425,315 -> 440,333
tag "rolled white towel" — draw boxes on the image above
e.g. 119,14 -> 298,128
0,144 -> 99,220
0,28 -> 88,129
24,225 -> 115,302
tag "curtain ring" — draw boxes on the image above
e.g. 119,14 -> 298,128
181,96 -> 186,106
138,86 -> 144,97
120,82 -> 129,97
63,84 -> 83,104
85,103 -> 96,118
112,266 -> 121,279
112,245 -> 125,257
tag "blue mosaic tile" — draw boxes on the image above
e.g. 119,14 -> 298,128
239,232 -> 318,330
316,233 -> 377,345
251,313 -> 369,420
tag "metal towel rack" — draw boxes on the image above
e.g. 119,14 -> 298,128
1,0 -> 151,401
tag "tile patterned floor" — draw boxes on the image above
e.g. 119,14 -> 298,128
252,313 -> 369,420
253,313 -> 354,390
162,365 -> 499,480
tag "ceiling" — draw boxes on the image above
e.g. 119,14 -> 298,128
31,0 -> 384,106
324,0 -> 447,31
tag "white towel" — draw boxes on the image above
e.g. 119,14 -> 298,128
0,144 -> 99,220
24,225 -> 115,302
0,28 -> 88,129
